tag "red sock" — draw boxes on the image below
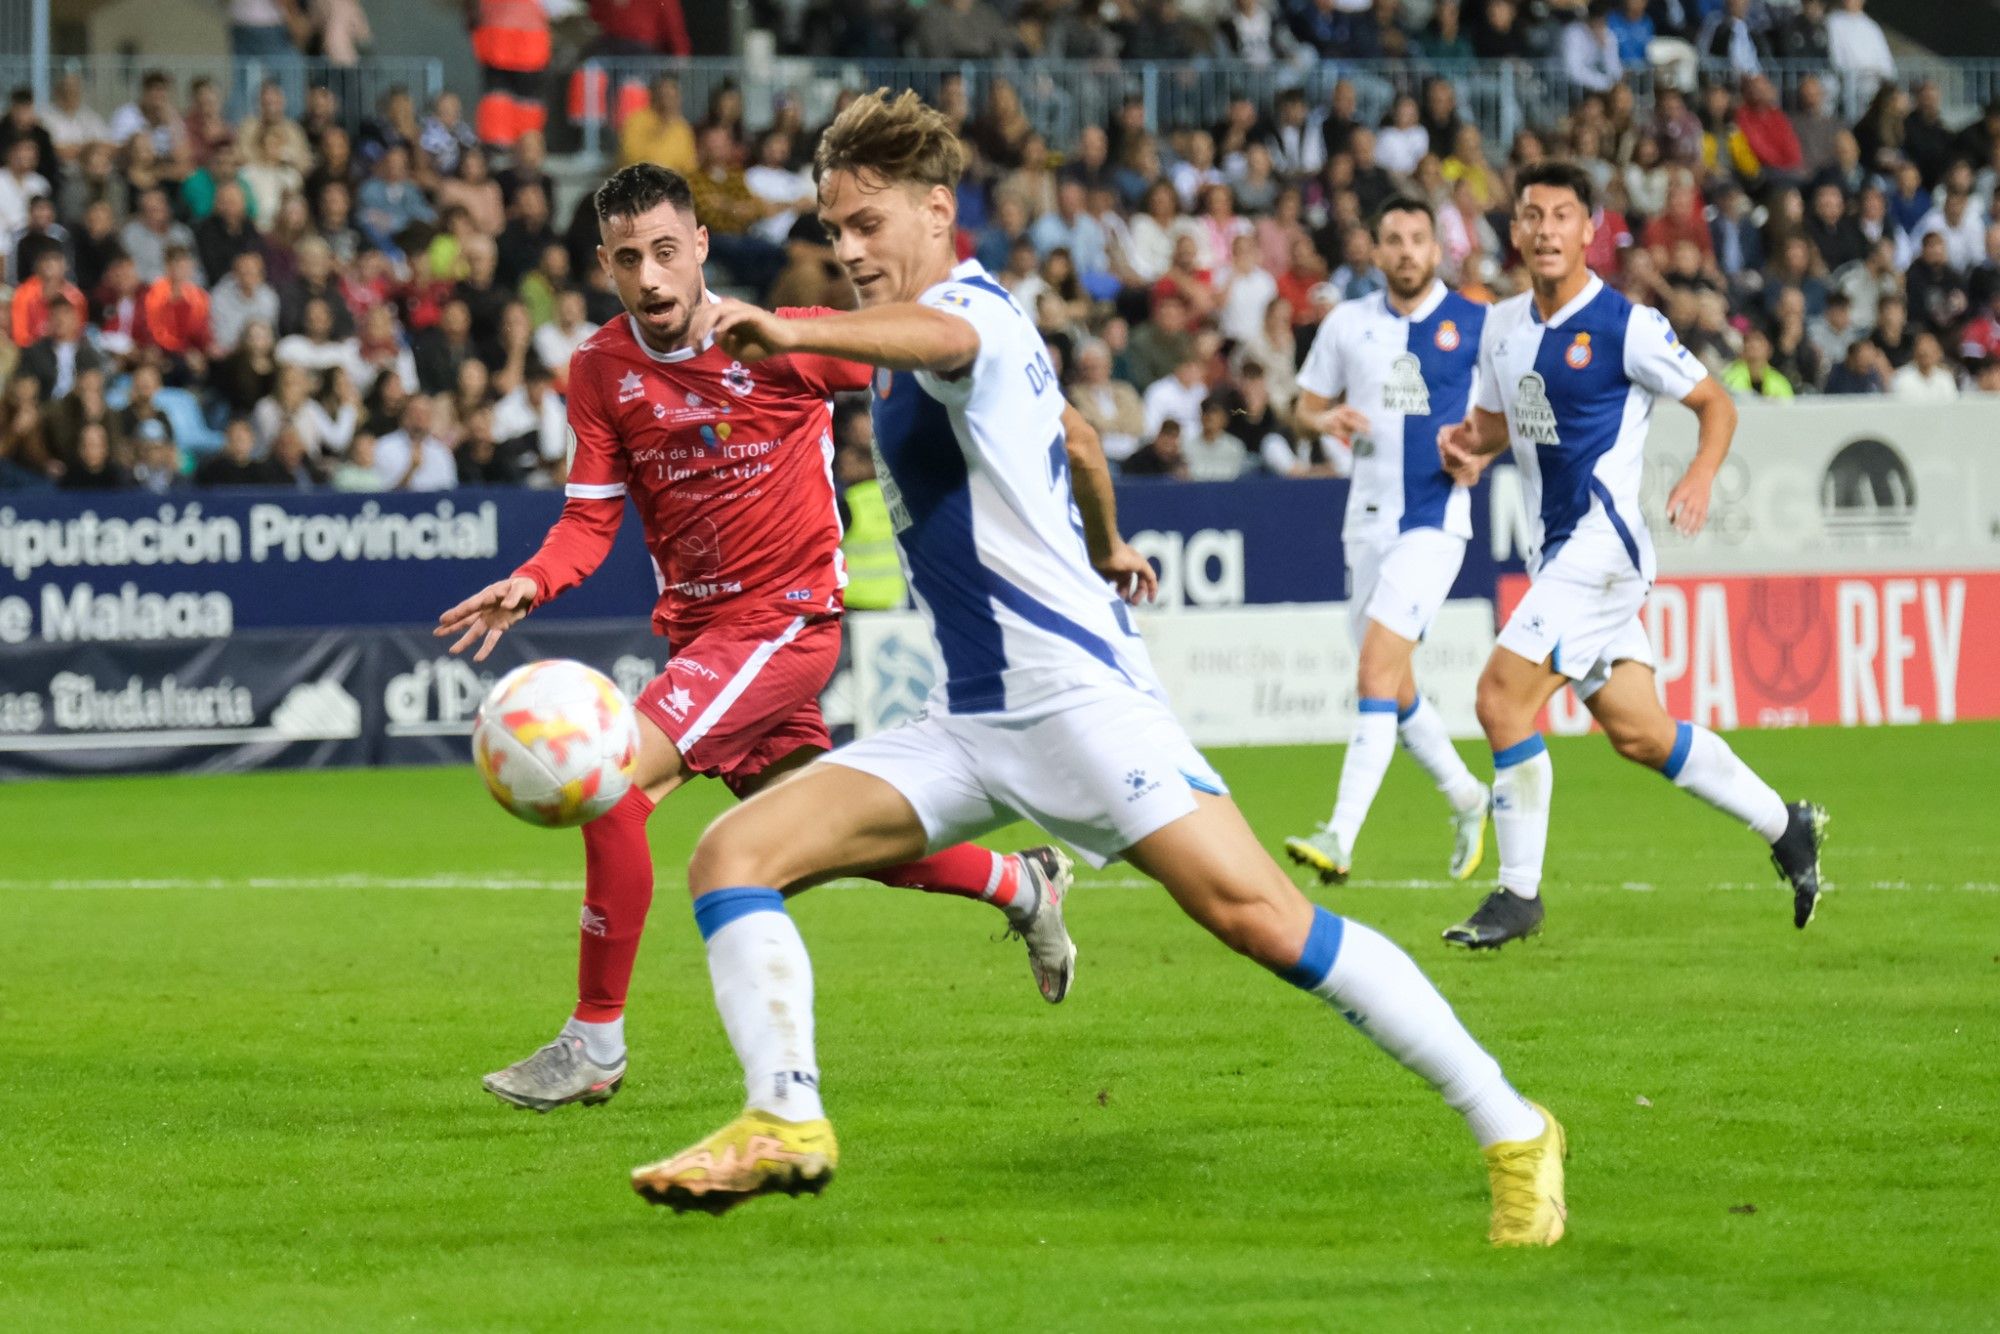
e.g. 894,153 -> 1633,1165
574,786 -> 657,1022
872,843 -> 1022,909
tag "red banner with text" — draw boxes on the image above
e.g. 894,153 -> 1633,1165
1496,572 -> 2000,734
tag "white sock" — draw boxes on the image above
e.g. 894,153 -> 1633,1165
1286,908 -> 1544,1147
1329,698 -> 1399,849
693,887 -> 825,1122
1662,722 -> 1789,842
1491,735 -> 1552,900
1397,696 -> 1487,813
560,1014 -> 625,1065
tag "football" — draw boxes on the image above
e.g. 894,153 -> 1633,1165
471,660 -> 641,827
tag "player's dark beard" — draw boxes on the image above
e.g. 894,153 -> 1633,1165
629,293 -> 696,353
1389,265 -> 1435,301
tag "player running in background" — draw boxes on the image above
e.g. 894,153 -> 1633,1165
435,164 -> 1078,1114
1437,161 -> 1826,951
628,91 -> 1568,1247
1283,197 -> 1492,887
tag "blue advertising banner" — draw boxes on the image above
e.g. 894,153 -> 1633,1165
0,475 -> 1525,649
1116,472 -> 1520,607
0,488 -> 659,641
0,620 -> 671,780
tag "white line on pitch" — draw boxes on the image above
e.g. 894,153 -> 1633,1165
1,876 -> 1995,894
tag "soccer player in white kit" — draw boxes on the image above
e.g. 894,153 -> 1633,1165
1282,197 -> 1493,886
627,91 -> 1570,1246
1438,162 -> 1827,951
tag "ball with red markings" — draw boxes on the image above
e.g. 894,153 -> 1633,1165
471,660 -> 641,827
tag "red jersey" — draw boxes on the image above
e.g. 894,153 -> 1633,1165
515,308 -> 870,641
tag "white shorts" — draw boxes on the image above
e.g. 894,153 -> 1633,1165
820,684 -> 1229,867
1346,527 -> 1466,648
1496,541 -> 1654,701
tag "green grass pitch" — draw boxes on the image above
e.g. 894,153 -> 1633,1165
3,723 -> 1997,1332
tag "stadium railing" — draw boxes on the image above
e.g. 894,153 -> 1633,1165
0,54 -> 447,137
572,54 -> 2000,161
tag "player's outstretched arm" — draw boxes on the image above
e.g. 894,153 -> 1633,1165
1061,402 -> 1156,606
437,494 -> 626,660
436,576 -> 539,661
692,298 -> 978,374
1293,390 -> 1370,443
1664,377 -> 1737,537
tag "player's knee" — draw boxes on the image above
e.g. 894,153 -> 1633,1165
1355,657 -> 1402,701
1473,670 -> 1515,740
687,814 -> 773,896
1608,725 -> 1671,768
1192,885 -> 1309,968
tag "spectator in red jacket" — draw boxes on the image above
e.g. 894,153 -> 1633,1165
588,0 -> 689,56
10,249 -> 89,348
1737,76 -> 1804,185
139,245 -> 213,381
1641,172 -> 1714,260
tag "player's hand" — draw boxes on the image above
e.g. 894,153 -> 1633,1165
1095,541 -> 1158,606
690,298 -> 797,363
1442,447 -> 1490,488
435,576 -> 538,661
1438,418 -> 1480,477
1665,464 -> 1716,537
1320,404 -> 1372,442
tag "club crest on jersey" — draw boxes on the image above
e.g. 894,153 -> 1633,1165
1382,353 -> 1432,414
874,367 -> 893,399
722,362 -> 755,397
1514,373 -> 1561,445
1434,320 -> 1461,352
617,370 -> 646,403
1564,333 -> 1593,370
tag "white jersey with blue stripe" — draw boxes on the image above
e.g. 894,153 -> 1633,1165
1474,274 -> 1705,582
869,259 -> 1162,717
1297,281 -> 1486,544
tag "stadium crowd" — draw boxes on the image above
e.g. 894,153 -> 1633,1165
0,0 -> 1991,493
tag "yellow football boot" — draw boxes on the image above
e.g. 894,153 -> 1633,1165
1283,827 -> 1352,886
631,1110 -> 839,1214
1449,785 -> 1492,880
1483,1101 -> 1568,1247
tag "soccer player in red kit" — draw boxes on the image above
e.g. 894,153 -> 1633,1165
437,164 -> 1077,1112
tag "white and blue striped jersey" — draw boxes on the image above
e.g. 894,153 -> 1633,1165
1474,274 -> 1705,582
870,259 -> 1162,717
1296,281 -> 1486,543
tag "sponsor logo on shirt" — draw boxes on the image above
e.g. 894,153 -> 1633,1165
1513,372 -> 1561,446
665,656 -> 721,682
660,684 -> 695,719
617,370 -> 646,404
669,580 -> 746,599
1564,333 -> 1593,370
1382,353 -> 1432,415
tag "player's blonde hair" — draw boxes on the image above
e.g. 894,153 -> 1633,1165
812,89 -> 966,193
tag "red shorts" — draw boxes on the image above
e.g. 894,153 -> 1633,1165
636,612 -> 841,795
